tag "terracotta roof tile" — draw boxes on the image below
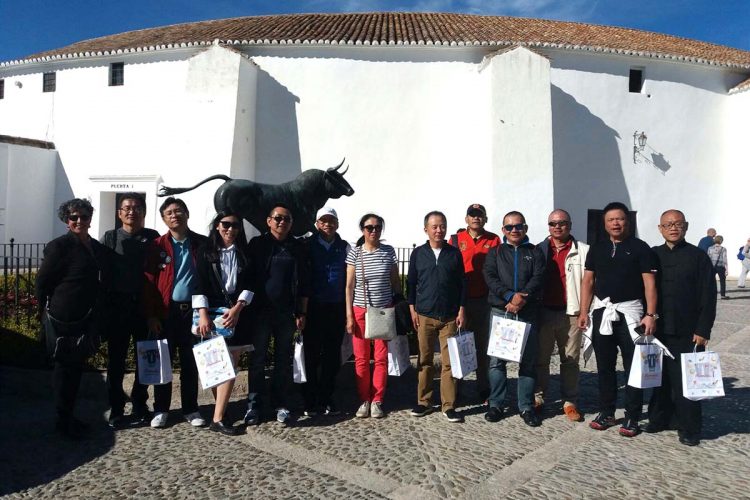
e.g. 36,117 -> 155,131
3,13 -> 749,69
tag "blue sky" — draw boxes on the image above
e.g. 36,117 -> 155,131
0,0 -> 748,62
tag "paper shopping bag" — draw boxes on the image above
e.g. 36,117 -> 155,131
341,333 -> 354,366
136,339 -> 172,385
487,310 -> 531,362
387,335 -> 411,376
448,330 -> 478,379
193,335 -> 235,390
293,335 -> 307,383
627,339 -> 663,389
681,349 -> 725,401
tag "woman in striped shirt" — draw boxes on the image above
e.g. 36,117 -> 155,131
345,213 -> 400,418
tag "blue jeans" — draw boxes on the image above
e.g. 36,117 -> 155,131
488,318 -> 538,412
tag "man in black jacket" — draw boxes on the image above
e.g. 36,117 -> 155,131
244,204 -> 311,425
408,211 -> 466,423
646,209 -> 716,446
483,211 -> 545,427
101,192 -> 160,428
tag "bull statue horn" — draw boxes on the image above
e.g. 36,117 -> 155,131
341,164 -> 349,175
328,158 -> 346,172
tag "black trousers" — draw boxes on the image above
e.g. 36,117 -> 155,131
591,309 -> 643,419
714,266 -> 726,297
44,317 -> 88,421
153,303 -> 199,414
247,306 -> 296,410
648,335 -> 703,435
106,296 -> 149,416
301,301 -> 346,408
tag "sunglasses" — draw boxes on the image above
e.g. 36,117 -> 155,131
467,210 -> 485,218
271,215 -> 291,223
548,221 -> 570,228
219,221 -> 241,229
503,223 -> 526,232
68,214 -> 91,222
364,224 -> 383,233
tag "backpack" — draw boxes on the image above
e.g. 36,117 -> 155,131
738,247 -> 745,261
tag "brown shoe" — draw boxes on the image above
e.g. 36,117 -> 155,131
563,405 -> 583,422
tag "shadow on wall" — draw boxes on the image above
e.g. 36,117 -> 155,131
551,85 -> 631,243
254,67 -> 302,184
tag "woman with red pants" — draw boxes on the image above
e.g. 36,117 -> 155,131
345,213 -> 400,418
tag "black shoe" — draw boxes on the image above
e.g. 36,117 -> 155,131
478,389 -> 490,404
209,420 -> 240,436
484,406 -> 504,423
410,405 -> 434,417
520,410 -> 541,427
443,409 -> 463,423
678,432 -> 700,446
589,413 -> 616,430
130,410 -> 152,427
303,407 -> 320,417
244,408 -> 260,426
644,421 -> 667,434
619,418 -> 640,437
324,403 -> 340,416
108,414 -> 126,429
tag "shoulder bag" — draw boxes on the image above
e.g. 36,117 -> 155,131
361,247 -> 397,341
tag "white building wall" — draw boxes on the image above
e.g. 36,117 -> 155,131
723,88 -> 750,277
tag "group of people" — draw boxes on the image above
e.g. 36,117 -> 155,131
699,226 -> 750,300
37,195 -> 717,447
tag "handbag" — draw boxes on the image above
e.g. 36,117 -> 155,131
359,247 -> 397,341
448,329 -> 478,379
487,309 -> 531,362
627,336 -> 663,389
43,308 -> 100,364
136,338 -> 173,385
681,346 -> 725,401
193,335 -> 236,390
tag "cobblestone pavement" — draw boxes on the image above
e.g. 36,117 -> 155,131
2,288 -> 749,499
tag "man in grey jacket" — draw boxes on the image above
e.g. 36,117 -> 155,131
534,209 -> 589,422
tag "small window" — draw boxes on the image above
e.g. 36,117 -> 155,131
43,72 -> 56,92
109,62 -> 124,86
0,79 -> 4,99
629,68 -> 644,93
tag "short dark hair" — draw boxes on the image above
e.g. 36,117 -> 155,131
268,203 -> 292,217
159,197 -> 189,216
58,198 -> 93,222
503,211 -> 526,224
602,202 -> 630,218
423,211 -> 447,227
119,192 -> 146,211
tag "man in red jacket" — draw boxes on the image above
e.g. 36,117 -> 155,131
143,197 -> 208,429
449,203 -> 499,402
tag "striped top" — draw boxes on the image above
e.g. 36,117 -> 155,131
346,244 -> 398,308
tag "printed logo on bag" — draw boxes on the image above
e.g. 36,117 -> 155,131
500,326 -> 520,343
646,353 -> 659,371
203,349 -> 224,367
695,362 -> 715,379
144,348 -> 160,364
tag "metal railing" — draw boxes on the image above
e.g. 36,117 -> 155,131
1,239 -> 45,327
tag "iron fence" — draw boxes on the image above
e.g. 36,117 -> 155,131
1,239 -> 45,328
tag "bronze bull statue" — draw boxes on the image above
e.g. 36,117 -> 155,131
158,160 -> 354,236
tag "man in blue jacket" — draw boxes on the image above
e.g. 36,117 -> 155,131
483,211 -> 545,427
408,211 -> 466,423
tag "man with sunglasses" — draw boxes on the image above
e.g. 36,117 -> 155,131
101,193 -> 160,428
646,210 -> 716,446
143,197 -> 208,429
301,207 -> 351,416
449,203 -> 499,402
244,204 -> 311,425
483,211 -> 545,427
577,201 -> 658,437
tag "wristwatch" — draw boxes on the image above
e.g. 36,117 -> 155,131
644,312 -> 660,320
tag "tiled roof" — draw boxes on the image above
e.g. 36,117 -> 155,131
0,135 -> 55,149
3,12 -> 750,69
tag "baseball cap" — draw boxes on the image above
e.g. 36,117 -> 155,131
466,204 -> 487,216
316,206 -> 338,220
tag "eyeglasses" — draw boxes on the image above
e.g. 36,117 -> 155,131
119,206 -> 143,214
271,215 -> 292,223
219,221 -> 241,229
659,222 -> 686,230
68,214 -> 91,222
548,221 -> 570,228
364,224 -> 383,233
503,223 -> 526,232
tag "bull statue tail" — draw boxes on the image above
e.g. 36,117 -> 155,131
158,174 -> 231,197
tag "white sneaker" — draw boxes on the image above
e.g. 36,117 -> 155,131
184,412 -> 206,427
370,402 -> 385,419
150,412 -> 168,428
355,401 -> 370,418
276,408 -> 291,424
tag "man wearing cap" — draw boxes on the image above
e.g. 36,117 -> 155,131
534,209 -> 589,422
449,203 -> 500,402
301,207 -> 351,416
